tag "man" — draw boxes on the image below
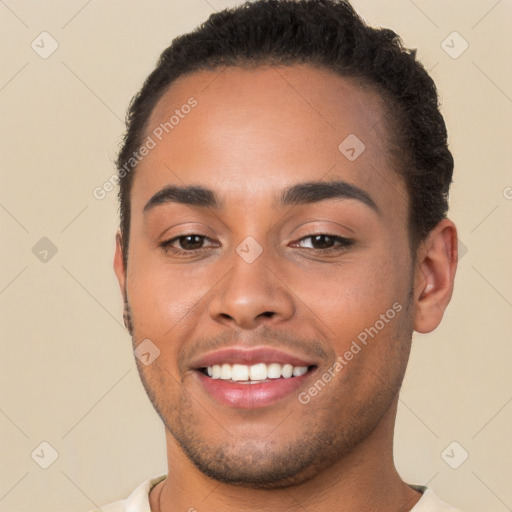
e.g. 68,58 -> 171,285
98,0 -> 461,510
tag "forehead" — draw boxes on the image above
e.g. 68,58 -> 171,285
132,64 -> 407,221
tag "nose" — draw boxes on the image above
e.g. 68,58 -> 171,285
208,247 -> 295,330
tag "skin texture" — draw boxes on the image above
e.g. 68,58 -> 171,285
113,64 -> 458,512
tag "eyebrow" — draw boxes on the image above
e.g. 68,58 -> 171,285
143,180 -> 380,214
278,180 -> 379,213
144,185 -> 219,212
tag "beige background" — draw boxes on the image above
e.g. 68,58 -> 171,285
1,0 -> 511,511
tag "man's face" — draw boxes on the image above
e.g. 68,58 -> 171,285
116,64 -> 417,487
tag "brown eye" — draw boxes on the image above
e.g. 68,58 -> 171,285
160,234 -> 217,255
295,234 -> 354,251
309,235 -> 336,249
176,235 -> 206,250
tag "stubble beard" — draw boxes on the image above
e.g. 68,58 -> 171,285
124,289 -> 414,489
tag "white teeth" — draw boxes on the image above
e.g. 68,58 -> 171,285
204,362 -> 310,381
220,363 -> 232,380
292,366 -> 308,377
267,363 -> 282,379
281,363 -> 293,378
211,364 -> 221,379
249,363 -> 267,381
231,364 -> 249,381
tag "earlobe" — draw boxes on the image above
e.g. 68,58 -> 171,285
413,219 -> 458,334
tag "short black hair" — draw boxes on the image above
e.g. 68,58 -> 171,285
116,0 -> 453,267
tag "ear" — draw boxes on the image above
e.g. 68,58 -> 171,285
114,230 -> 134,334
413,218 -> 458,334
113,230 -> 126,296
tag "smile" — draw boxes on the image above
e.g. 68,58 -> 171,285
191,346 -> 319,408
201,362 -> 311,382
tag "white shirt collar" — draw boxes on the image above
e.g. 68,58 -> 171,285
111,476 -> 462,512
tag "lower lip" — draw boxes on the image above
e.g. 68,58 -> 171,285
196,369 -> 316,409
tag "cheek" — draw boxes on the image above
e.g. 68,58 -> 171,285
298,255 -> 407,334
297,257 -> 412,385
126,246 -> 219,337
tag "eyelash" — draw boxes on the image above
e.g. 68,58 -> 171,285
160,233 -> 354,256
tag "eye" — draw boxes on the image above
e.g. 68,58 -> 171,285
160,233 -> 354,257
160,234 -> 217,255
292,234 -> 354,252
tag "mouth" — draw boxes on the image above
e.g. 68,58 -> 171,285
191,347 -> 319,408
198,362 -> 316,382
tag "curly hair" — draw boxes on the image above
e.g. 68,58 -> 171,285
116,0 -> 453,266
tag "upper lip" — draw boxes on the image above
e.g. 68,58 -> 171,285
191,346 -> 317,369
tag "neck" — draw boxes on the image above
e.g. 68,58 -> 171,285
151,396 -> 421,512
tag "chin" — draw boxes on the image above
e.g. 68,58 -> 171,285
181,444 -> 324,489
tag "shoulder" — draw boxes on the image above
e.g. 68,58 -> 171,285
84,474 -> 167,512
